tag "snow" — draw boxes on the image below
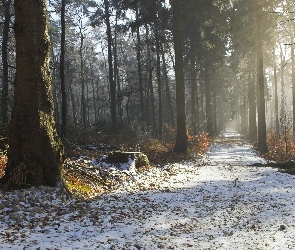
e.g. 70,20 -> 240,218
1,129 -> 295,249
92,155 -> 137,172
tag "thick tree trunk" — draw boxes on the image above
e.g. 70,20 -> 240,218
1,0 -> 12,124
172,0 -> 188,153
256,11 -> 267,153
1,0 -> 64,188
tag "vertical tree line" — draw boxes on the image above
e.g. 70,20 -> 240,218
1,0 -> 295,188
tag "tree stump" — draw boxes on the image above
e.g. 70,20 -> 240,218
107,152 -> 149,169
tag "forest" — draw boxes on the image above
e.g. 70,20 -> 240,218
1,1 -> 295,249
0,0 -> 294,184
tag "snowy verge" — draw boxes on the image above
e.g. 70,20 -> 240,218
1,129 -> 295,249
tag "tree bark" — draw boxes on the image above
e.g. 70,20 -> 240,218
79,27 -> 87,127
291,36 -> 295,136
136,6 -> 145,127
1,0 -> 12,124
104,0 -> 116,129
248,71 -> 257,141
256,10 -> 267,153
189,39 -> 197,133
172,0 -> 188,153
273,63 -> 279,135
155,19 -> 163,140
279,44 -> 286,119
60,0 -> 67,137
205,63 -> 214,137
161,43 -> 175,127
145,24 -> 156,133
1,0 -> 64,188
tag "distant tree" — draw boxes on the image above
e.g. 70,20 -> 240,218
1,0 -> 64,188
173,0 -> 188,153
273,60 -> 279,135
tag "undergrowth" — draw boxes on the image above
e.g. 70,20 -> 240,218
62,125 -> 212,197
266,132 -> 295,163
64,124 -> 212,165
0,124 -> 212,197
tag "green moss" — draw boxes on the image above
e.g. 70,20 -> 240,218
66,182 -> 92,194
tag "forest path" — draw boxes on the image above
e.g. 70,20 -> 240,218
2,129 -> 295,249
206,128 -> 266,167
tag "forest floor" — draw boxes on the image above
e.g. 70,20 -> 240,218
1,129 -> 295,249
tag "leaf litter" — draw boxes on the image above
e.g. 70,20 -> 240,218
1,129 -> 295,249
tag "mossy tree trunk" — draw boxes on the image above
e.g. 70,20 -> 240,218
1,0 -> 64,188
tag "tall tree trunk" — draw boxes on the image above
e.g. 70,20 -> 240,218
91,73 -> 97,123
190,49 -> 197,133
70,82 -> 78,126
212,74 -> 217,136
145,24 -> 156,132
248,72 -> 257,141
280,44 -> 286,119
85,69 -> 90,124
1,0 -> 64,188
256,10 -> 267,153
136,6 -> 145,126
113,11 -> 121,125
161,43 -> 175,127
240,92 -> 247,135
172,0 -> 188,153
60,0 -> 67,137
79,28 -> 86,127
1,0 -> 12,124
273,63 -> 279,135
291,36 -> 295,136
155,19 -> 163,139
104,0 -> 116,129
205,63 -> 214,137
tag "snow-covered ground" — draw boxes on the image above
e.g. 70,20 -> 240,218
1,129 -> 295,249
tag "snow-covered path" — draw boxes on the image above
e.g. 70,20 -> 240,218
1,129 -> 295,249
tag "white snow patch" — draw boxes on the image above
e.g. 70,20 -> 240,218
1,129 -> 295,249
